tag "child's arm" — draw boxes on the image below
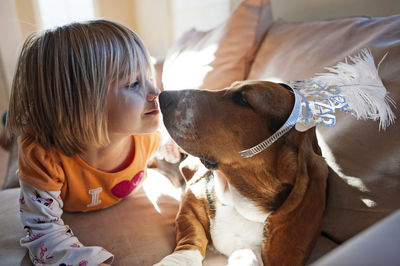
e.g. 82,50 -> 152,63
19,181 -> 114,265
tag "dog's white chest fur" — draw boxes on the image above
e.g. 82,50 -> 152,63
210,172 -> 270,262
211,202 -> 265,258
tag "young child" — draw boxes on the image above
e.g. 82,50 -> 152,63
6,19 -> 170,265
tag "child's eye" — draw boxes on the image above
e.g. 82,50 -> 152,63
128,81 -> 140,90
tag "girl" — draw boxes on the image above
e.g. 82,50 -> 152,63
6,19 -> 171,265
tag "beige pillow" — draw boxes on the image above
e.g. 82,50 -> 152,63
248,15 -> 400,242
162,0 -> 273,91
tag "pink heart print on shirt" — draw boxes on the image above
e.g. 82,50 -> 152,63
111,170 -> 144,198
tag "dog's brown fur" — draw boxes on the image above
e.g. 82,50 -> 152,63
159,80 -> 328,265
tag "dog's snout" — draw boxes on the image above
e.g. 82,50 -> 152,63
159,91 -> 179,112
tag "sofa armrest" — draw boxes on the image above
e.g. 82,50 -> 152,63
311,210 -> 400,265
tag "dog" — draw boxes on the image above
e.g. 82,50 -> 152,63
155,80 -> 329,266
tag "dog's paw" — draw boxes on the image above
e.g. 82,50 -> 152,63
153,250 -> 203,266
228,249 -> 260,266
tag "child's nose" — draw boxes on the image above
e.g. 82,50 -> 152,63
147,86 -> 160,102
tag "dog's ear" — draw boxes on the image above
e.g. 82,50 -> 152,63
262,129 -> 328,264
278,83 -> 293,91
260,83 -> 295,135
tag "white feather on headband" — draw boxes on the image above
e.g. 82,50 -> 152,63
292,49 -> 396,131
239,49 -> 396,158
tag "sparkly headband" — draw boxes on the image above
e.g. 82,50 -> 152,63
239,49 -> 396,158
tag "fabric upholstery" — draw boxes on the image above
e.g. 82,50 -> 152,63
62,172 -> 180,265
0,188 -> 25,266
162,0 -> 273,91
1,170 -> 180,266
311,210 -> 400,265
248,15 -> 400,242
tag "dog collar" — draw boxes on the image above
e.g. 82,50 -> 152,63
239,50 -> 395,159
239,88 -> 302,158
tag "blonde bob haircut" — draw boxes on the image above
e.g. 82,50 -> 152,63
7,19 -> 153,156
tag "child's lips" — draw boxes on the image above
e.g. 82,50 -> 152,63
145,108 -> 160,115
145,101 -> 160,115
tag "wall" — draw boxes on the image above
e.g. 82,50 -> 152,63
0,54 -> 9,114
0,0 -> 23,112
132,0 -> 172,60
93,0 -> 136,31
15,0 -> 39,40
132,0 -> 231,60
171,0 -> 231,41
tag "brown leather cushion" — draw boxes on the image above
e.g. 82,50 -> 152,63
248,15 -> 400,243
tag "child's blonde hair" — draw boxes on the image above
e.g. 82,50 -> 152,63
7,19 -> 153,156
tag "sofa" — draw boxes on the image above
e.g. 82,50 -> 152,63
1,0 -> 399,265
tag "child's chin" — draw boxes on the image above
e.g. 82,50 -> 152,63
144,121 -> 160,134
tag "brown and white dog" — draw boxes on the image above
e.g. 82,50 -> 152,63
155,80 -> 329,266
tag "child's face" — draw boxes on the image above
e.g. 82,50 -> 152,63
106,75 -> 160,138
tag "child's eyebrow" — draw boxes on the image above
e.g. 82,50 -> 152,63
120,74 -> 138,84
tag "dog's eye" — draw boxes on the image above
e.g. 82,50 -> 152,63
233,92 -> 251,108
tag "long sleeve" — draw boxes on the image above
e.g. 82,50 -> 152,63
19,180 -> 114,265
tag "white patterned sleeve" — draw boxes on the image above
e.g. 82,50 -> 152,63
19,181 -> 114,265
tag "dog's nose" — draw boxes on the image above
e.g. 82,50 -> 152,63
159,91 -> 179,112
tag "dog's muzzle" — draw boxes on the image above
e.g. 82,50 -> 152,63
159,91 -> 180,113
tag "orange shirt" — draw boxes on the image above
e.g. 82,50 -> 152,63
17,132 -> 161,212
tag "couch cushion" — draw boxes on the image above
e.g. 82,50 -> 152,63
0,170 -> 181,265
248,15 -> 400,242
162,0 -> 272,91
312,210 -> 400,266
0,188 -> 26,265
